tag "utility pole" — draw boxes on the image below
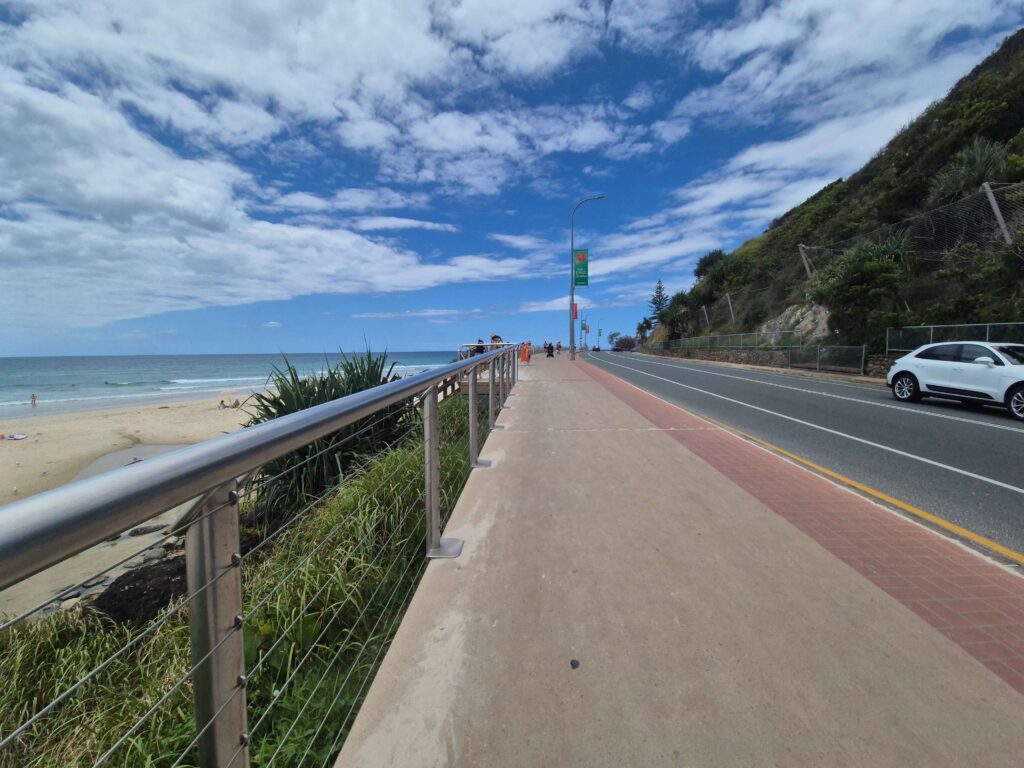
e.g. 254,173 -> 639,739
569,195 -> 606,360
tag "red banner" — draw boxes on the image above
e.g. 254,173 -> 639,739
572,302 -> 578,320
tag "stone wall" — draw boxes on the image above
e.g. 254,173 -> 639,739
864,354 -> 900,378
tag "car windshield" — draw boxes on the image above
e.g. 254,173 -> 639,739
996,345 -> 1024,364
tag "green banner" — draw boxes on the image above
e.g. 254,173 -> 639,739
573,249 -> 589,287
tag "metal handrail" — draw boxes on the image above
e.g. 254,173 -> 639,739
0,346 -> 511,592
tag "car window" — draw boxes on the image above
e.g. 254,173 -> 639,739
996,345 -> 1024,365
916,344 -> 960,361
958,344 -> 1003,365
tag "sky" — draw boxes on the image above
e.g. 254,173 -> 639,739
1,1 -> 1022,356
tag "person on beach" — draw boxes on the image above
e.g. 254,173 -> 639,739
472,339 -> 486,355
556,341 -> 562,355
218,400 -> 227,409
30,394 -> 37,407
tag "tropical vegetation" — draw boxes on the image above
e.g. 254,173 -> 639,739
645,29 -> 1024,351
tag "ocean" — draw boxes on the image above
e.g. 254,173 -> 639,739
0,352 -> 457,419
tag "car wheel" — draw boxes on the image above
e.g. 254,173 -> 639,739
892,373 -> 921,403
1006,384 -> 1024,422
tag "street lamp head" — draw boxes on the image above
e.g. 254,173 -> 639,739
592,194 -> 606,200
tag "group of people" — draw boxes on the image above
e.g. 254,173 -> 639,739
518,340 -> 562,364
218,399 -> 241,410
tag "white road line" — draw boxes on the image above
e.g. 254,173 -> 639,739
609,353 -> 1024,435
637,353 -> 884,393
590,354 -> 1024,497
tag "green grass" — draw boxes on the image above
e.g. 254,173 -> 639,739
0,395 -> 488,768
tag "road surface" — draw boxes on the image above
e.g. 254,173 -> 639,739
584,351 -> 1024,556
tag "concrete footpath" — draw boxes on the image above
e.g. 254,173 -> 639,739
336,355 -> 1024,767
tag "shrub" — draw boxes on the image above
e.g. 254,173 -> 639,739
244,350 -> 417,530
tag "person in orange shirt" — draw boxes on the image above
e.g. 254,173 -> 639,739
520,341 -> 531,365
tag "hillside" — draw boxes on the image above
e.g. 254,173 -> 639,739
654,28 -> 1024,351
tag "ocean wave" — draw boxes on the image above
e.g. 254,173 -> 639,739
169,376 -> 267,384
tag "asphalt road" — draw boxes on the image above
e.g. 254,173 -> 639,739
584,351 -> 1024,555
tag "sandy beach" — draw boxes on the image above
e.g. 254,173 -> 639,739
0,398 -> 250,620
0,398 -> 249,504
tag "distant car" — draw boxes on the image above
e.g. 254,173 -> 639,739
886,341 -> 1024,421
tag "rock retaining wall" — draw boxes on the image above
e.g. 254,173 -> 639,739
865,354 -> 900,378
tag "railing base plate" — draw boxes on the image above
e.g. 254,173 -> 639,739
471,459 -> 492,469
428,538 -> 464,559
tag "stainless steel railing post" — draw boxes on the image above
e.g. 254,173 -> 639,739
499,356 -> 507,411
423,384 -> 463,559
468,365 -> 479,466
488,359 -> 496,429
186,480 -> 249,768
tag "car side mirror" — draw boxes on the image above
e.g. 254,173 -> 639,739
975,356 -> 995,366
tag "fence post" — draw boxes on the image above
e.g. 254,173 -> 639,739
488,359 -> 496,429
423,384 -> 463,559
981,182 -> 1013,245
816,346 -> 821,371
798,244 -> 814,278
468,366 -> 479,467
861,345 -> 866,376
986,324 -> 991,342
930,327 -> 934,344
499,355 -> 506,407
186,480 -> 249,768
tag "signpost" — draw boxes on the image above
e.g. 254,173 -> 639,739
573,249 -> 588,287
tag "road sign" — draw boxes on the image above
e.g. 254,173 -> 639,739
573,249 -> 588,287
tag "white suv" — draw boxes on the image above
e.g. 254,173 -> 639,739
887,342 -> 1024,421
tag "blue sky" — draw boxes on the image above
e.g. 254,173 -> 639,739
1,1 -> 1021,356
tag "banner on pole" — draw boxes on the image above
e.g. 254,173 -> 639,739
572,302 -> 578,320
573,249 -> 589,287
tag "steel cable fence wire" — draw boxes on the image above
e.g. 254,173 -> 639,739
241,404 -> 418,502
317,559 -> 427,768
234,417 -> 424,568
0,489 -> 246,753
1,407 -> 409,631
0,494 -> 228,632
241,446 -> 424,623
4,402 -> 418,634
240,482 -> 424,689
91,461 -> 428,768
246,531 -> 427,768
4,390 -> 481,767
1,416 -> 427,762
99,439 -> 429,768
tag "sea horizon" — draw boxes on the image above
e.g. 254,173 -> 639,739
0,351 -> 457,419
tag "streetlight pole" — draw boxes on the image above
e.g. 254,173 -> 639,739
569,194 -> 605,361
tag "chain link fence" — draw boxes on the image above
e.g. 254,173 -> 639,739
886,322 -> 1024,353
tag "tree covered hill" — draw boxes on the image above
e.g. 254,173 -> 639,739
655,28 -> 1024,351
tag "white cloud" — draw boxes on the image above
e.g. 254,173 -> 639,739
489,233 -> 553,251
518,295 -> 595,313
678,0 -> 1020,125
352,308 -> 481,319
349,217 -> 457,232
262,321 -> 282,328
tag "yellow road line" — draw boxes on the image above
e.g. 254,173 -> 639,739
738,430 -> 1024,567
588,354 -> 1024,567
